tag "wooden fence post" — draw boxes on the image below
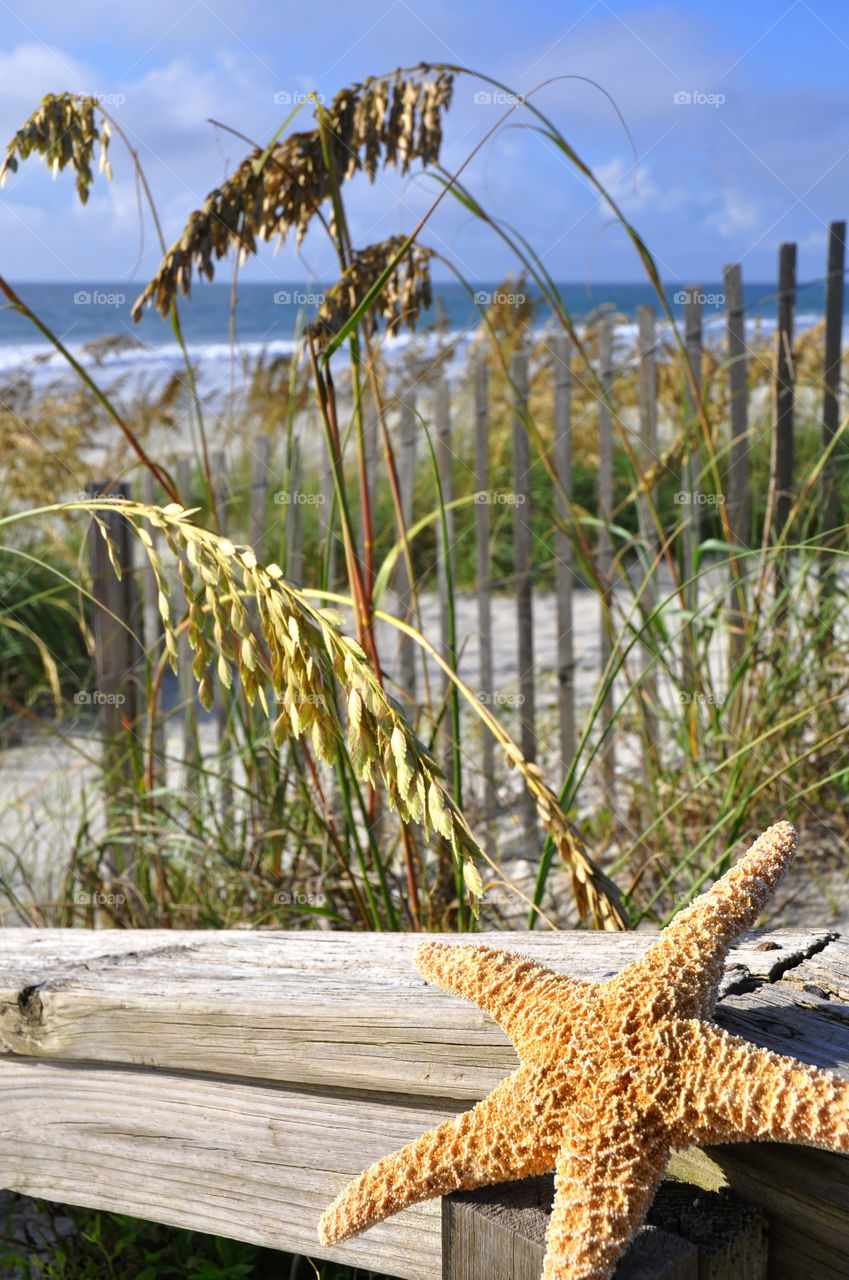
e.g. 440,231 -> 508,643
246,433 -> 273,752
435,379 -> 457,791
552,334 -> 575,777
596,315 -> 615,801
473,362 -> 496,836
210,450 -> 233,821
361,400 -> 378,590
87,479 -> 144,863
636,305 -> 658,757
724,265 -> 750,546
140,468 -> 166,784
681,289 -> 703,694
512,349 -> 536,842
318,420 -> 338,597
285,437 -> 304,585
249,434 -> 271,559
396,390 -> 418,709
443,1176 -> 767,1279
723,263 -> 750,669
819,221 -> 845,626
772,243 -> 796,608
176,457 -> 200,786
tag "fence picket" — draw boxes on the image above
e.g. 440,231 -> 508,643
286,437 -> 304,585
552,334 -> 575,777
681,290 -> 703,693
396,390 -> 419,709
724,265 -> 749,547
636,305 -> 658,757
512,350 -> 536,841
820,221 -> 845,624
176,456 -> 200,787
724,263 -> 749,669
210,451 -> 233,822
435,379 -> 457,790
318,424 -> 338,597
596,316 -> 615,801
772,244 -> 796,609
474,362 -> 496,834
360,401 -> 378,592
140,468 -> 166,783
248,434 -> 271,558
88,479 -> 143,848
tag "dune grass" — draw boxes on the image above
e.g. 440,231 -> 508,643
2,66 -> 849,1272
2,67 -> 848,934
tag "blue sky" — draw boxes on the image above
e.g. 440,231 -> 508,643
1,0 -> 848,289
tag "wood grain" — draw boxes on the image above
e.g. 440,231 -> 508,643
0,1056 -> 447,1279
1,927 -> 847,1278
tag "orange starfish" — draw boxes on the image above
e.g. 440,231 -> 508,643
319,822 -> 849,1279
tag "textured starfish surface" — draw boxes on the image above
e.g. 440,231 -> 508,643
318,822 -> 849,1279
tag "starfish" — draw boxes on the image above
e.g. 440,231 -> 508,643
318,822 -> 849,1279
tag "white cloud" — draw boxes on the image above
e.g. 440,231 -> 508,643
703,187 -> 761,238
0,43 -> 90,109
594,156 -> 690,218
800,229 -> 827,253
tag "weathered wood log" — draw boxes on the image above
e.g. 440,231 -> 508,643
443,1177 -> 767,1280
0,928 -> 846,1279
443,1177 -> 701,1280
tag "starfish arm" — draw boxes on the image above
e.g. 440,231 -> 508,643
543,1132 -> 671,1280
415,941 -> 587,1043
675,1023 -> 849,1152
318,1068 -> 556,1247
615,821 -> 798,1020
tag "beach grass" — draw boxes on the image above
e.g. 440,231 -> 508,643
2,61 -> 849,1277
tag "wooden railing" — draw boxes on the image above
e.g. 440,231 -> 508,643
2,927 -> 848,1278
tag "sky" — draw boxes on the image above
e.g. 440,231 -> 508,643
0,0 -> 848,290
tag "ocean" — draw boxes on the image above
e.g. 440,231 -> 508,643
0,277 -> 834,397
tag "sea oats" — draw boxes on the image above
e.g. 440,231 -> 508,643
308,238 -> 434,345
0,93 -> 111,202
68,497 -> 628,929
73,499 -> 485,900
130,68 -> 453,331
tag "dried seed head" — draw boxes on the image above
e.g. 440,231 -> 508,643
1,93 -> 110,204
66,495 -> 629,932
130,68 -> 453,325
307,238 -> 434,348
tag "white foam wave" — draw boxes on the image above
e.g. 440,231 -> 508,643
0,309 -> 837,395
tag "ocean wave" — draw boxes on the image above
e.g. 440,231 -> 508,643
0,310 -> 835,396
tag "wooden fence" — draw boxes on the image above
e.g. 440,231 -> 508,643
2,926 -> 848,1277
87,223 -> 848,832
